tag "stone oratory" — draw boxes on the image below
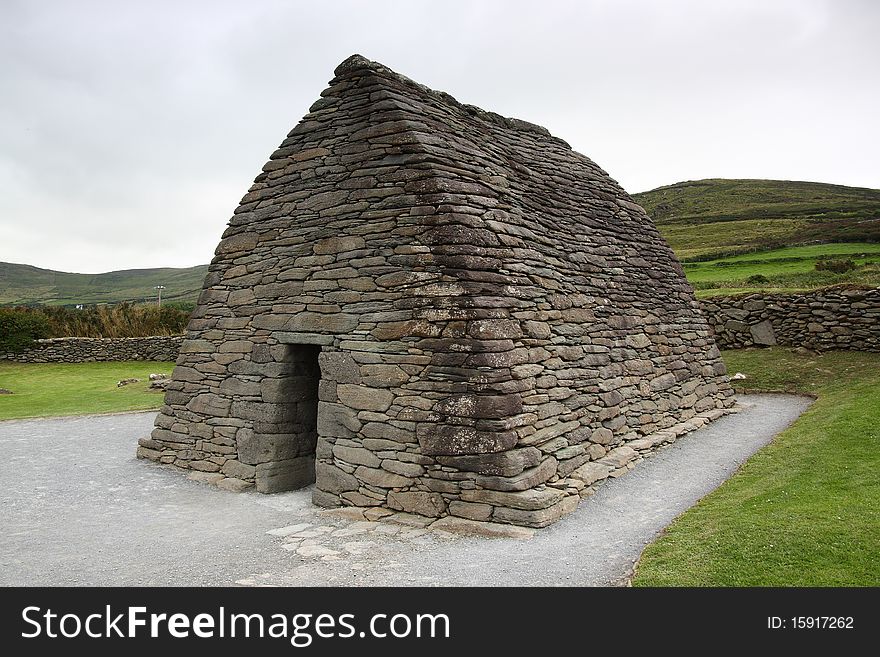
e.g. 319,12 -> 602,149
138,55 -> 735,527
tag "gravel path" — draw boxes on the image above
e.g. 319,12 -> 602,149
0,394 -> 811,586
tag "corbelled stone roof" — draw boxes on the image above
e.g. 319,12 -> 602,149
140,55 -> 734,527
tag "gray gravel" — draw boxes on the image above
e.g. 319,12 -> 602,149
0,393 -> 811,587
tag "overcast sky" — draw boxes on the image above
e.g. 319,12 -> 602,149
1,0 -> 877,273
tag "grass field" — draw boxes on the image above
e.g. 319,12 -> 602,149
0,361 -> 174,420
632,348 -> 880,586
682,242 -> 880,297
635,178 -> 880,262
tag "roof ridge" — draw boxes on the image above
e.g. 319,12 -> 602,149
333,54 -> 569,147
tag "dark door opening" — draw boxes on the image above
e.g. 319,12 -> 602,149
255,343 -> 321,493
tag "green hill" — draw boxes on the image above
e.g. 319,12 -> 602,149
634,178 -> 880,262
633,179 -> 880,296
0,262 -> 208,306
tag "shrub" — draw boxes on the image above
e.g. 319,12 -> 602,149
1,303 -> 190,339
746,274 -> 770,285
815,258 -> 857,274
0,309 -> 50,353
164,300 -> 196,313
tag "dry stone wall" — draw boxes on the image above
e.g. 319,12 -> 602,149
699,287 -> 880,351
1,336 -> 183,363
138,55 -> 735,527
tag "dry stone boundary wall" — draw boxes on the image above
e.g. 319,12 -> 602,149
1,336 -> 184,363
698,287 -> 879,352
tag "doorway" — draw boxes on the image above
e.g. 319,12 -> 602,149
255,343 -> 321,493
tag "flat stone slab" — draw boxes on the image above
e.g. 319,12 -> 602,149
429,517 -> 535,540
266,523 -> 312,537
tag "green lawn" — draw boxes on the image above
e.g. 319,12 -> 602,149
696,243 -> 880,264
632,348 -> 880,586
0,361 -> 174,420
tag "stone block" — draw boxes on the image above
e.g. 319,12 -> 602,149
518,420 -> 581,446
220,377 -> 261,396
171,366 -> 205,383
750,320 -> 777,346
468,319 -> 523,339
522,321 -> 552,339
650,373 -> 677,392
447,500 -> 494,522
315,461 -> 359,494
186,460 -> 219,473
418,425 -> 517,456
360,364 -> 410,387
180,339 -> 215,354
230,400 -> 295,424
136,446 -> 162,461
354,465 -> 411,489
317,402 -> 361,438
429,516 -> 534,539
436,446 -> 541,477
364,507 -> 395,521
312,489 -> 340,508
491,495 -> 579,528
555,452 -> 591,477
599,445 -> 637,468
554,444 -> 585,460
461,486 -> 564,510
137,436 -> 162,450
433,393 -> 523,419
387,491 -> 447,517
361,422 -> 416,443
318,352 -> 361,383
385,512 -> 435,528
626,333 -> 652,348
221,460 -> 256,480
313,235 -> 365,255
590,427 -> 614,445
255,455 -> 315,493
333,444 -> 381,467
380,459 -> 424,477
337,384 -> 394,412
287,312 -> 358,333
216,232 -> 258,255
538,437 -> 569,454
186,393 -> 231,417
342,492 -> 386,507
188,471 -> 225,485
724,319 -> 750,332
237,431 -> 299,465
570,462 -> 611,486
217,477 -> 254,492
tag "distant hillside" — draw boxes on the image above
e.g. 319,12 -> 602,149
634,179 -> 880,261
0,262 -> 208,306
